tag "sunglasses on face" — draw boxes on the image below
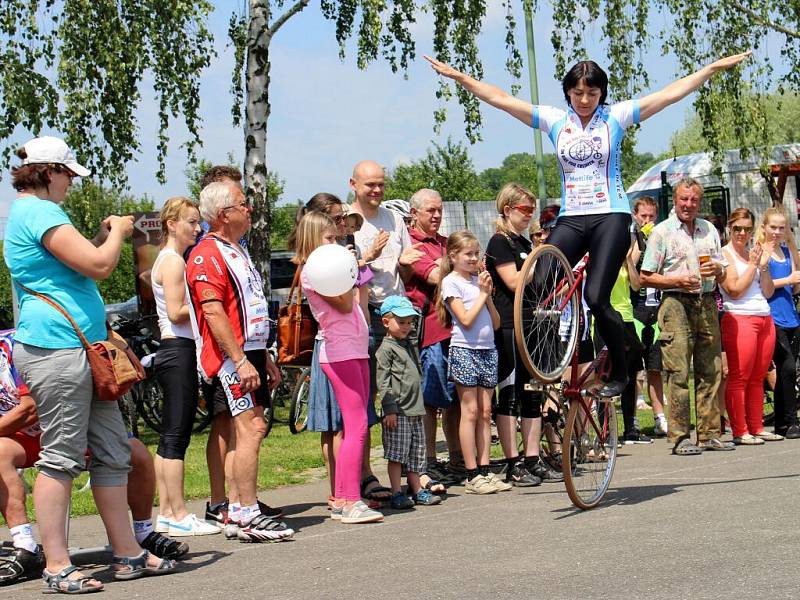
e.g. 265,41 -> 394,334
331,214 -> 346,223
731,225 -> 753,234
510,204 -> 535,216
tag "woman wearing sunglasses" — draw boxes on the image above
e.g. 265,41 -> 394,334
718,208 -> 782,445
485,184 -> 563,487
425,50 -> 751,397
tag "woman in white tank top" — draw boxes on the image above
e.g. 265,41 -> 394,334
719,208 -> 781,445
151,198 -> 219,537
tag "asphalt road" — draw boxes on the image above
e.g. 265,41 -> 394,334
3,436 -> 800,599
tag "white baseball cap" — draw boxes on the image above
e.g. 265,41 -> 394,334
20,136 -> 91,177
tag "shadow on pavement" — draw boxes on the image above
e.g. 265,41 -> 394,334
551,472 -> 799,518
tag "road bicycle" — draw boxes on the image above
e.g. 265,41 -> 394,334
514,246 -> 618,509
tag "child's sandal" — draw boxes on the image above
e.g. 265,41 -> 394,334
112,550 -> 175,581
42,565 -> 103,594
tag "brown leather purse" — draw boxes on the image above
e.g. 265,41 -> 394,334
276,268 -> 318,366
19,284 -> 145,401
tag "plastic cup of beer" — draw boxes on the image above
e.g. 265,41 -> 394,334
698,253 -> 711,266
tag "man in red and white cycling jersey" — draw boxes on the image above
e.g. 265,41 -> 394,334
186,181 -> 292,543
0,332 -> 188,585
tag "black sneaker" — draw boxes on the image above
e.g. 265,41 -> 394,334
623,430 -> 654,445
784,425 -> 800,439
139,531 -> 190,560
205,499 -> 228,527
0,545 -> 44,585
237,514 -> 294,543
257,500 -> 284,519
505,462 -> 542,487
530,458 -> 564,483
425,459 -> 449,481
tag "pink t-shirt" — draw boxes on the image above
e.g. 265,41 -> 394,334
301,269 -> 369,363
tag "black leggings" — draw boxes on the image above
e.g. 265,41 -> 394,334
155,338 -> 199,460
595,321 -> 643,434
548,213 -> 632,381
494,327 -> 542,418
773,325 -> 799,430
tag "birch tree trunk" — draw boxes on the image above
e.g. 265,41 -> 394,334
245,0 -> 272,295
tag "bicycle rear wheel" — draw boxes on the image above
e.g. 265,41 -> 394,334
289,368 -> 311,434
562,396 -> 618,510
514,244 -> 580,383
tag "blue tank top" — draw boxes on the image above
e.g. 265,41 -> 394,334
767,246 -> 800,328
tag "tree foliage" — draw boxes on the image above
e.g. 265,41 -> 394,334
385,138 -> 493,201
0,0 -> 214,185
662,91 -> 800,158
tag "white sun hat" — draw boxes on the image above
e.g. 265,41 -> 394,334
21,136 -> 91,177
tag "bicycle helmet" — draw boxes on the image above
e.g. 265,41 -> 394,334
383,199 -> 412,220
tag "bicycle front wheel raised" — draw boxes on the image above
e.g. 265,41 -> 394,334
514,244 -> 580,383
562,397 -> 618,510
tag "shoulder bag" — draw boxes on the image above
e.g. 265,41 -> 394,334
276,267 -> 318,366
18,284 -> 145,401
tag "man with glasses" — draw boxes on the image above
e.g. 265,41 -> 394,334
640,178 -> 732,456
404,188 -> 464,484
186,181 -> 293,542
196,167 -> 285,529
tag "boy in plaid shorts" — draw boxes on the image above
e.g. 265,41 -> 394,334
376,296 -> 443,509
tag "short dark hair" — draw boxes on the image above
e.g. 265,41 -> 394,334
10,147 -> 68,192
562,61 -> 609,106
200,165 -> 242,190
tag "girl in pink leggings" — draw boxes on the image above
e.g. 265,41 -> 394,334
294,211 -> 383,524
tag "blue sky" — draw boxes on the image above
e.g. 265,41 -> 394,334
2,2 -> 786,206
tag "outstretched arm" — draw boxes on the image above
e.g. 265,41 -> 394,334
424,55 -> 533,126
638,51 -> 751,122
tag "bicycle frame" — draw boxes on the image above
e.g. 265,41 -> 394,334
553,254 -> 612,442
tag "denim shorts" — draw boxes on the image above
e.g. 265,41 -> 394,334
448,346 -> 498,389
420,339 -> 457,409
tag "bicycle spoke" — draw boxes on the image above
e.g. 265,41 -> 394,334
563,396 -> 618,509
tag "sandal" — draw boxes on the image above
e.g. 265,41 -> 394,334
419,473 -> 446,495
672,439 -> 703,456
112,551 -> 175,581
360,475 -> 391,503
42,565 -> 103,594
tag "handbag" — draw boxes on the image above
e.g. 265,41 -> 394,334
276,267 -> 318,366
19,284 -> 145,401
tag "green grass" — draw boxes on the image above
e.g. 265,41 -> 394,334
6,405 -> 383,523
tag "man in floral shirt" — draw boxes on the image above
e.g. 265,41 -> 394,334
640,177 -> 733,456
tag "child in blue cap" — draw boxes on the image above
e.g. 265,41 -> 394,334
376,295 -> 442,509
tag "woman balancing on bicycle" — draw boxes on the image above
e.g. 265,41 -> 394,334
425,51 -> 751,396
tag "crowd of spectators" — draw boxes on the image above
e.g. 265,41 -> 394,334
1,139 -> 797,592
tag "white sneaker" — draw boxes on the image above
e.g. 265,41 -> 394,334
485,471 -> 512,492
654,418 -> 668,437
155,514 -> 171,533
168,513 -> 221,537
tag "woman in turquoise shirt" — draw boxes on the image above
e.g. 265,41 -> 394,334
5,137 -> 175,593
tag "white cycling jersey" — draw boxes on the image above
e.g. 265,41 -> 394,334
532,101 -> 640,217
